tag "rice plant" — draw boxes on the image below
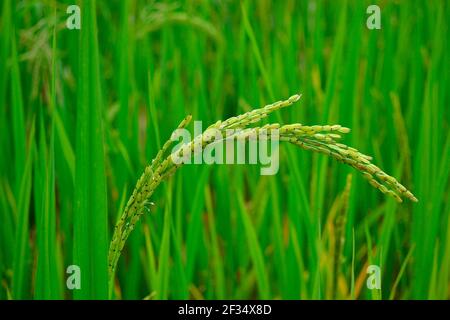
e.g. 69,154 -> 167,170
0,0 -> 448,300
108,93 -> 417,289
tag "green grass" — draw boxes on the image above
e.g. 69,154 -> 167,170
73,0 -> 109,299
0,0 -> 449,300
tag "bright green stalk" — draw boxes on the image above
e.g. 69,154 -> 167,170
155,184 -> 172,300
34,22 -> 61,299
73,0 -> 108,299
237,192 -> 270,299
12,122 -> 34,299
11,31 -> 26,197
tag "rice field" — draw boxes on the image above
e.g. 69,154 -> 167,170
0,0 -> 449,300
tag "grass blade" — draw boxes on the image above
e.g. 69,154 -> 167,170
73,0 -> 109,299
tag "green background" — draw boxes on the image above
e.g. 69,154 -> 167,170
0,0 -> 448,299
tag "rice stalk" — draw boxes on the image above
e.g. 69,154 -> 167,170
108,94 -> 418,286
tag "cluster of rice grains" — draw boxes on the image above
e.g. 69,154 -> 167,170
108,94 -> 417,282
